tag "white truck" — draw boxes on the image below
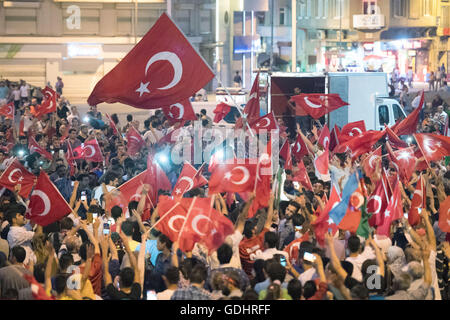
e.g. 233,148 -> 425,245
264,71 -> 406,131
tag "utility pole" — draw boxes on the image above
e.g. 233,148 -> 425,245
339,0 -> 342,69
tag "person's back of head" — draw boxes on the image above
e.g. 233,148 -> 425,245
242,288 -> 259,300
127,201 -> 139,216
126,114 -> 133,122
303,280 -> 317,299
292,213 -> 305,227
347,235 -> 361,254
264,232 -> 279,249
264,282 -> 281,300
266,260 -> 286,283
406,261 -> 424,280
33,263 -> 46,284
121,220 -> 134,237
11,246 -> 26,264
119,267 -> 135,288
60,217 -> 73,231
287,278 -> 302,300
111,206 -> 123,221
394,272 -> 412,292
217,243 -> 233,265
189,263 -> 207,285
164,266 -> 180,286
59,253 -> 74,272
350,284 -> 369,300
54,274 -> 68,295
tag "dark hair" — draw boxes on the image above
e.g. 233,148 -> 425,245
79,242 -> 90,261
348,235 -> 361,253
128,201 -> 139,215
243,220 -> 256,238
158,234 -> 173,250
164,266 -> 180,285
303,280 -> 317,299
103,172 -> 117,185
60,217 -> 73,231
288,279 -> 303,300
189,263 -> 208,284
5,204 -> 26,224
200,109 -> 207,115
350,284 -> 369,300
242,288 -> 259,300
264,232 -> 279,249
68,128 -> 77,134
54,274 -> 68,294
11,246 -> 26,263
3,288 -> 19,300
126,114 -> 133,122
59,253 -> 74,272
217,243 -> 233,265
119,267 -> 135,288
292,214 -> 305,227
266,260 -> 286,282
33,263 -> 46,283
111,206 -> 123,221
121,220 -> 134,237
111,114 -> 119,124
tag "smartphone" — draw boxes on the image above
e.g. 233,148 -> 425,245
279,256 -> 287,267
295,226 -> 303,232
303,252 -> 316,263
103,223 -> 110,235
71,181 -> 75,187
146,290 -> 157,300
92,213 -> 98,219
80,191 -> 87,202
293,182 -> 300,190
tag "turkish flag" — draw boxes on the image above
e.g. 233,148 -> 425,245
27,171 -> 72,226
66,143 -> 77,176
71,139 -> 103,163
339,120 -> 366,143
28,137 -> 52,160
213,102 -> 231,123
292,132 -> 309,161
126,126 -> 145,156
363,146 -> 382,179
279,140 -> 293,170
317,124 -> 330,150
248,141 -> 272,218
386,142 -> 416,183
414,133 -> 450,162
335,130 -> 386,159
408,174 -> 426,226
0,159 -> 36,198
154,195 -> 188,242
209,162 -> 257,193
385,125 -> 409,149
291,93 -> 349,119
249,112 -> 278,133
235,73 -> 260,129
178,197 -> 234,252
0,102 -> 14,119
438,196 -> 450,233
42,86 -> 59,101
162,99 -> 197,125
376,182 -> 402,237
116,169 -> 154,211
314,149 -> 330,181
87,13 -> 214,109
312,185 -> 340,246
172,163 -> 208,198
105,113 -> 119,136
291,160 -> 313,191
391,90 -> 424,136
147,153 -> 172,201
329,125 -> 340,152
35,97 -> 56,118
367,178 -> 390,227
23,274 -> 54,300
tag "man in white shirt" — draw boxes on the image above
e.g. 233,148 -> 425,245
344,235 -> 375,282
143,120 -> 164,145
156,266 -> 179,300
5,203 -> 42,266
253,231 -> 289,261
19,80 -> 30,104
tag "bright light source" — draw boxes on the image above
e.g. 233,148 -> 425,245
406,136 -> 413,144
18,150 -> 24,157
83,116 -> 90,123
214,149 -> 224,161
155,152 -> 169,165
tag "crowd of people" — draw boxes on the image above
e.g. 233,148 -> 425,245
0,74 -> 448,302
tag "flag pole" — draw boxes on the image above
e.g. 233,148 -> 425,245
413,133 -> 433,171
215,76 -> 255,138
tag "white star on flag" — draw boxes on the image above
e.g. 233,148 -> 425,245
136,82 -> 150,97
385,210 -> 390,217
175,188 -> 181,195
224,172 -> 232,180
397,150 -> 412,161
327,217 -> 334,225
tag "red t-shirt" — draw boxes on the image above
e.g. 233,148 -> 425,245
239,228 -> 269,278
79,253 -> 103,296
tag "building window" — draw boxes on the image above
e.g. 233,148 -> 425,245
378,105 -> 390,126
307,0 -> 312,18
423,0 -> 432,16
256,12 -> 266,25
279,7 -> 286,25
392,0 -> 406,18
334,0 -> 342,19
363,1 -> 377,14
317,0 -> 324,18
323,0 -> 329,18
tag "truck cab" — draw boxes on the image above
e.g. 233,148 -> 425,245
375,98 -> 407,131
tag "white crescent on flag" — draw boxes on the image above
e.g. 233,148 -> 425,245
229,166 -> 250,185
178,176 -> 194,191
168,215 -> 186,233
169,103 -> 184,119
32,190 -> 51,216
368,195 -> 382,214
192,214 -> 212,236
145,51 -> 183,90
8,168 -> 22,184
304,96 -> 322,109
84,145 -> 96,158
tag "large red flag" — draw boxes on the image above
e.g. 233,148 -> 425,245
26,171 -> 72,226
414,133 -> 450,162
376,182 -> 403,237
335,130 -> 386,159
28,137 -> 53,160
178,197 -> 234,252
408,174 -> 426,226
385,125 -> 409,149
391,90 -> 424,136
154,195 -> 188,242
339,120 -> 366,143
367,178 -> 390,227
147,153 -> 172,202
162,99 -> 197,125
438,196 -> 450,233
279,140 -> 293,171
71,139 -> 103,163
126,126 -> 145,156
362,146 -> 382,179
235,73 -> 260,129
292,132 -> 309,161
213,102 -> 231,123
291,160 -> 313,191
386,142 -> 416,184
0,102 -> 14,119
249,112 -> 278,133
0,159 -> 36,198
291,93 -> 349,119
88,13 -> 214,108
317,124 -> 330,150
314,149 -> 330,181
209,162 -> 257,194
172,163 -> 208,198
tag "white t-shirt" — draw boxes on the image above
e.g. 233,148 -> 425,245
156,288 -> 176,300
20,85 -> 29,98
7,226 -> 36,265
253,247 -> 289,261
345,246 -> 375,282
143,129 -> 163,144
